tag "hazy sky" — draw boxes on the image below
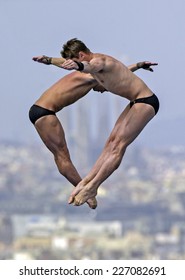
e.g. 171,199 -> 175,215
1,0 -> 185,147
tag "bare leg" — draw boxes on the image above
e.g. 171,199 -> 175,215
69,103 -> 156,206
34,114 -> 97,209
68,105 -> 130,204
75,105 -> 131,186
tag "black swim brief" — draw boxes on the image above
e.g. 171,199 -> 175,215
130,94 -> 159,115
29,104 -> 56,124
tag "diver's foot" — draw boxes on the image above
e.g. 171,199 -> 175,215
69,184 -> 98,209
73,186 -> 98,207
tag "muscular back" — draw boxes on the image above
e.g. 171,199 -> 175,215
35,72 -> 97,112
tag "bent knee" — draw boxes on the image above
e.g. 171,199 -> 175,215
29,104 -> 56,125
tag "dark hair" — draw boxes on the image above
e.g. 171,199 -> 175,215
60,38 -> 90,59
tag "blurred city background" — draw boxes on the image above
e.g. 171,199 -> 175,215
0,0 -> 185,260
1,97 -> 185,260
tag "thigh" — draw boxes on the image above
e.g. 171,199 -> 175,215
105,104 -> 130,143
110,102 -> 155,146
35,115 -> 68,154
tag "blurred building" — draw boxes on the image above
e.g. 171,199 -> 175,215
0,214 -> 13,245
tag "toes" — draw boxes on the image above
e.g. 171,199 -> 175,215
68,195 -> 75,204
73,197 -> 82,206
68,186 -> 83,204
70,188 -> 98,209
72,197 -> 97,209
73,194 -> 88,206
